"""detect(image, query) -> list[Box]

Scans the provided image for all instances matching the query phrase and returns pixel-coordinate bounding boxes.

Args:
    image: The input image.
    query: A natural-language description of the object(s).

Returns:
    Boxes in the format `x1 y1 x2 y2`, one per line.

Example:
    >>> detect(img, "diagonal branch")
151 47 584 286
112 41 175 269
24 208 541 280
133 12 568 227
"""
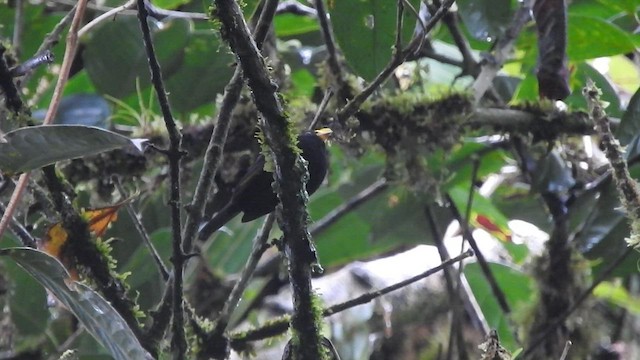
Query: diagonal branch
135 0 185 357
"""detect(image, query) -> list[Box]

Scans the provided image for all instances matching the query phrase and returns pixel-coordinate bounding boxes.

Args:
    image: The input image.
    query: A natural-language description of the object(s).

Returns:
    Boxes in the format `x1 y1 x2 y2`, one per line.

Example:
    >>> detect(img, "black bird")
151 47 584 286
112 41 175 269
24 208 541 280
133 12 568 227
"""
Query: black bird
198 128 331 241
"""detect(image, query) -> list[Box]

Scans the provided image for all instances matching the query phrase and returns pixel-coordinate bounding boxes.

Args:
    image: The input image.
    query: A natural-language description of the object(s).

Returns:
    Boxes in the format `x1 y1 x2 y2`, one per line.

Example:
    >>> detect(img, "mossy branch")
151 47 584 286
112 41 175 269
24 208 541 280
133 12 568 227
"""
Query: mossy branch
583 80 640 247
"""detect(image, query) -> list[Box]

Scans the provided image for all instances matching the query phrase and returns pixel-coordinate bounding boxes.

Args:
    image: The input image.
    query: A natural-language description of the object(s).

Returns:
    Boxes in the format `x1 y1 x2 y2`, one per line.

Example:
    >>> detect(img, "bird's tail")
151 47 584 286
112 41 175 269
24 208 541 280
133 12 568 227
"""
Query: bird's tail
198 203 240 242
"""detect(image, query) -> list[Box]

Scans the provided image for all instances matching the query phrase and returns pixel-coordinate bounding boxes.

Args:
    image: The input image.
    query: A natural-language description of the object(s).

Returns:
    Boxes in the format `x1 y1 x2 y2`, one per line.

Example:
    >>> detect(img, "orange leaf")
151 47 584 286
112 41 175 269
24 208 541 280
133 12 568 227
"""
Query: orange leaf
83 205 121 237
41 223 68 259
40 223 78 280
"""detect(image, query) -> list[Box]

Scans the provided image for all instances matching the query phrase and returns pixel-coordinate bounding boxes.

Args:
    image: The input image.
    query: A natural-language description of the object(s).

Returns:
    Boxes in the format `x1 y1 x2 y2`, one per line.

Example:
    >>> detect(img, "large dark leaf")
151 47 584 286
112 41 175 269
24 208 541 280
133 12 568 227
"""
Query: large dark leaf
329 0 421 80
531 151 576 194
119 228 171 310
572 169 640 277
0 125 145 174
3 258 49 336
0 247 152 360
83 17 189 99
164 32 234 114
617 86 640 147
457 0 513 40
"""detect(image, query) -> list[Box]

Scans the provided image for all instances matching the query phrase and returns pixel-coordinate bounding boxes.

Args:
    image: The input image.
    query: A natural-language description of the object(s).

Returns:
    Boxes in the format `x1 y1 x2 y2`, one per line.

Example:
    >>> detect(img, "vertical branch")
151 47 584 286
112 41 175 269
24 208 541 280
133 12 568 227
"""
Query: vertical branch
135 1 185 358
212 0 326 357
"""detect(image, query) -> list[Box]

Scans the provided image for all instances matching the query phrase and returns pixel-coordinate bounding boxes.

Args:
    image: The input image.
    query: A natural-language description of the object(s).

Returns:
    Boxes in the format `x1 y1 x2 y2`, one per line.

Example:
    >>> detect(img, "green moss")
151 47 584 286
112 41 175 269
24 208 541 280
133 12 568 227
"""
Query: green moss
357 92 473 190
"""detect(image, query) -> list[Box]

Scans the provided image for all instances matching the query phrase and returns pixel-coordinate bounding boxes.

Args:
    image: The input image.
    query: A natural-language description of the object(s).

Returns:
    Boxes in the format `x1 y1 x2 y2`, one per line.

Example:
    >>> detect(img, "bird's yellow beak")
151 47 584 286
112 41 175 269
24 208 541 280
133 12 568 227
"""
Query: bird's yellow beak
315 128 333 142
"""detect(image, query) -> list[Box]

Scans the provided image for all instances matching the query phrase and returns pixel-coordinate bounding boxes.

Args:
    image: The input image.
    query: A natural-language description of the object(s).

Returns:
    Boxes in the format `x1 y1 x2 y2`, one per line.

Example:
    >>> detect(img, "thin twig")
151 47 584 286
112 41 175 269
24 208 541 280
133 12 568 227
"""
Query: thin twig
113 177 170 281
22 5 76 86
309 178 387 236
0 175 28 242
446 194 512 314
212 214 275 335
10 50 54 77
277 0 317 16
230 249 474 346
143 0 208 21
432 0 478 77
325 249 474 315
43 1 88 126
254 178 389 278
78 0 136 38
308 87 334 131
394 0 405 55
12 0 25 57
313 0 350 103
53 0 208 21
559 341 572 360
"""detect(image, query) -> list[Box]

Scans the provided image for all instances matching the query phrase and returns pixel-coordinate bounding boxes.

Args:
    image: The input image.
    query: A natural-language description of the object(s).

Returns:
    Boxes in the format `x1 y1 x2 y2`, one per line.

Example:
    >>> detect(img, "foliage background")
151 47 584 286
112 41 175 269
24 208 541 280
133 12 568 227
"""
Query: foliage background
0 0 640 359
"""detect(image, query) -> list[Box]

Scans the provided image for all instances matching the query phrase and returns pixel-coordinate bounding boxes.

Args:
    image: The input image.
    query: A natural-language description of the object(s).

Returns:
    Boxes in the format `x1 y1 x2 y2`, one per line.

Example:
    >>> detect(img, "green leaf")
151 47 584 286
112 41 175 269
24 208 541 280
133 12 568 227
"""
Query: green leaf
457 0 513 40
330 0 421 80
0 125 145 174
274 13 319 36
569 0 626 18
512 69 539 102
573 178 624 255
617 86 640 146
567 14 636 60
415 41 475 89
289 69 317 98
441 142 508 190
448 185 511 234
152 0 191 8
464 262 534 353
121 229 172 310
164 32 234 114
83 17 190 99
594 0 639 15
572 167 640 277
205 218 263 274
608 55 640 94
0 247 151 360
3 258 49 336
564 62 622 119
594 281 640 314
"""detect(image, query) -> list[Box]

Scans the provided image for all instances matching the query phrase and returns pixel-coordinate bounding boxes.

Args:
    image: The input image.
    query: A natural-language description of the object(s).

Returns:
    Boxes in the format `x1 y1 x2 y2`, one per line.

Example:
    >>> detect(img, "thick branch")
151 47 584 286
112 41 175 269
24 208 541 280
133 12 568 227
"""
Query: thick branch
213 0 325 358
